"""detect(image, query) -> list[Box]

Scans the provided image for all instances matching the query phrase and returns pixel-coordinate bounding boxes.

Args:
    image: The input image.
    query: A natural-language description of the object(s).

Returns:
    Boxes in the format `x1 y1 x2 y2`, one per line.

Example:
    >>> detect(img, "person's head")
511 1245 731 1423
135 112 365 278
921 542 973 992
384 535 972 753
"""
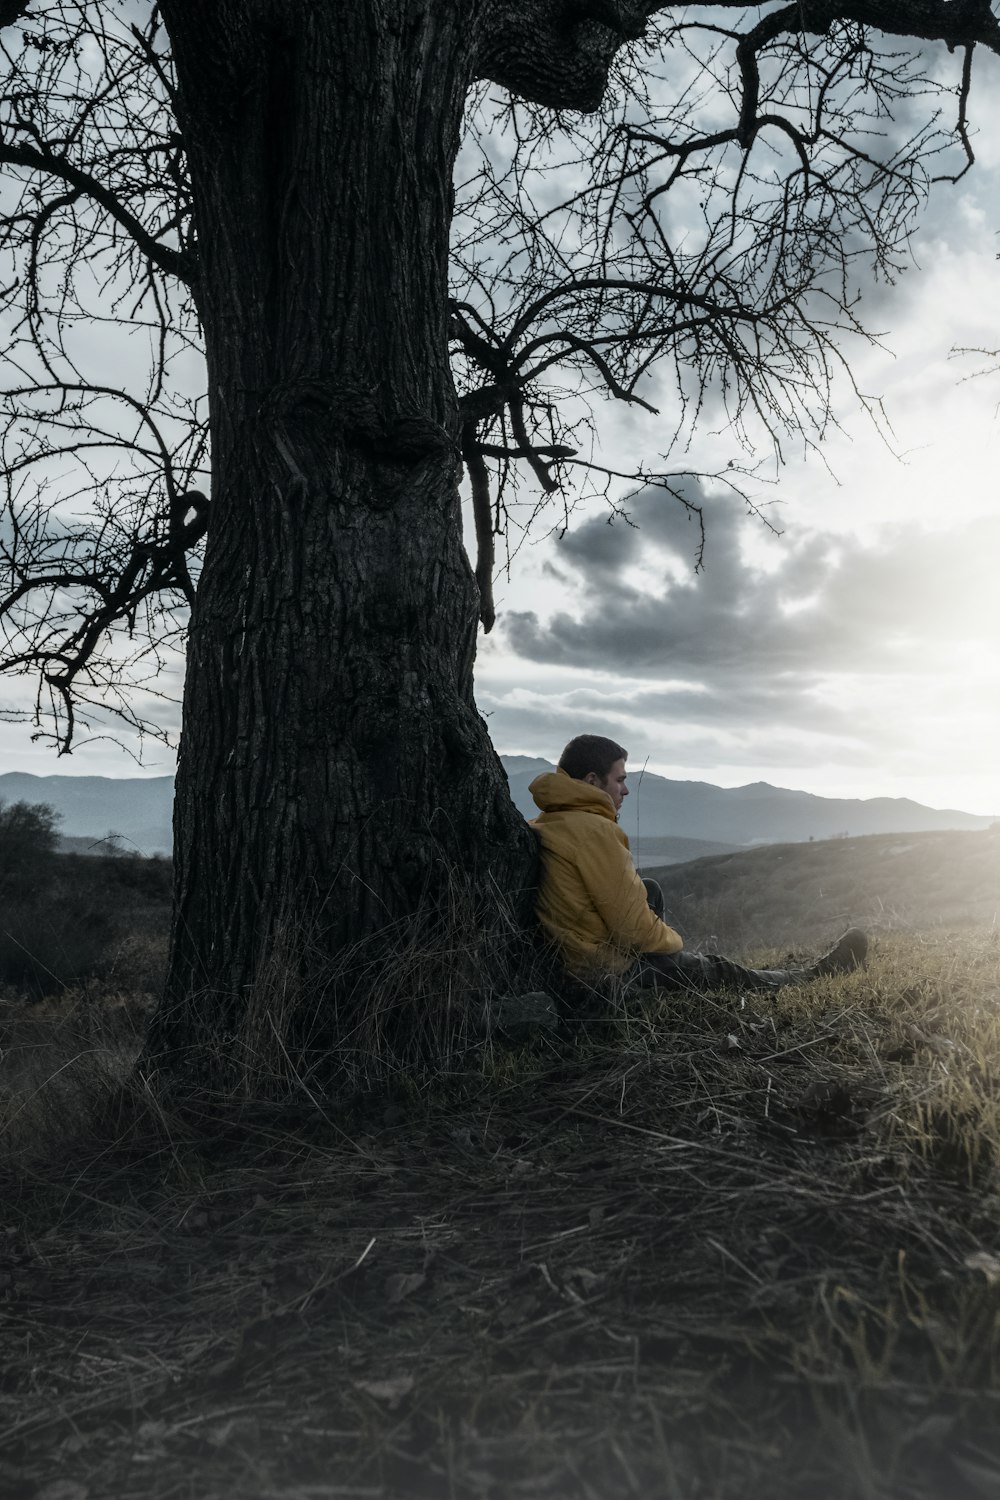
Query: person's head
558 734 629 812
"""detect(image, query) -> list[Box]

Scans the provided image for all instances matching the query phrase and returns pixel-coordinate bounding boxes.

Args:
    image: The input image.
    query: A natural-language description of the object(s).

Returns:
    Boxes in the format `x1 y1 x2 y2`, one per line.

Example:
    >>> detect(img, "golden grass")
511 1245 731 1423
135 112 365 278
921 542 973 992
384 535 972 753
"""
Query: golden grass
2 929 1000 1498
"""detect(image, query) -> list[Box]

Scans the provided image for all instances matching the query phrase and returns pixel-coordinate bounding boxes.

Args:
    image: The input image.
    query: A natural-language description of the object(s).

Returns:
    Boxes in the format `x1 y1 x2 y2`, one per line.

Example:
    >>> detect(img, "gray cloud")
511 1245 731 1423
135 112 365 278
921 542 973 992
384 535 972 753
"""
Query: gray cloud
504 493 999 685
489 492 1000 790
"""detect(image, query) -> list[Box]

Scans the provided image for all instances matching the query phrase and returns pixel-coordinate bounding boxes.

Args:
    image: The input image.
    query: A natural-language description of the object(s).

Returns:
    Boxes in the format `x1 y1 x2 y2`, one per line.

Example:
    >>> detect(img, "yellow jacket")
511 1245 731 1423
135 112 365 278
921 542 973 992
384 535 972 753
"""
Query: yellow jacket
529 769 684 975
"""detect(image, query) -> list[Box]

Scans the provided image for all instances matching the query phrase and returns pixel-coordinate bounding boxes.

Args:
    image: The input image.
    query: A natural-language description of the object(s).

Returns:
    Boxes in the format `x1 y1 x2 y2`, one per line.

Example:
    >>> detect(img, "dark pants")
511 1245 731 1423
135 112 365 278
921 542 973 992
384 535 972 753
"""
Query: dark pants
636 879 795 994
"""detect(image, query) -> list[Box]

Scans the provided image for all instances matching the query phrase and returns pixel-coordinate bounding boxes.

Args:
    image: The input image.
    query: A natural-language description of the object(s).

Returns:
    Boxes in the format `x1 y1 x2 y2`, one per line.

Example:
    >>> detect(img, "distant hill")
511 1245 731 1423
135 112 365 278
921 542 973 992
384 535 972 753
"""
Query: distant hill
504 759 995 848
630 834 749 865
0 760 993 860
642 827 1000 954
0 772 173 855
502 757 746 863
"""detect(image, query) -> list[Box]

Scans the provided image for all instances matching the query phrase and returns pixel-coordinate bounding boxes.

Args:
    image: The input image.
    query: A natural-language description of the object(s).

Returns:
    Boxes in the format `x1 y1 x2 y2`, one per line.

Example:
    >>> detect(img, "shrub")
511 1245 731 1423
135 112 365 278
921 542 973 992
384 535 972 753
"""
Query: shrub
0 895 117 994
0 834 171 998
0 799 60 896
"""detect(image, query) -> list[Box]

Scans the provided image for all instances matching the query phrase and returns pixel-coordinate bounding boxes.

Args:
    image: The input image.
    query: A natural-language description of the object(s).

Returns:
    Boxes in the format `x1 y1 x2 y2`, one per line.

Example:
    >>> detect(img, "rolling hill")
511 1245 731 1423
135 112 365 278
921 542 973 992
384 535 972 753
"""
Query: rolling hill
642 827 1000 954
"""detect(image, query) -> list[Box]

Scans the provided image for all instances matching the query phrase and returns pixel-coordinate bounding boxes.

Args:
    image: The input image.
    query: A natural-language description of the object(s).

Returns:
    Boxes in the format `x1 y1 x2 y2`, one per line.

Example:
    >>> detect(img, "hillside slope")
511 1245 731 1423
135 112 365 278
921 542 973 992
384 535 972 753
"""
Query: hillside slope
644 827 1000 954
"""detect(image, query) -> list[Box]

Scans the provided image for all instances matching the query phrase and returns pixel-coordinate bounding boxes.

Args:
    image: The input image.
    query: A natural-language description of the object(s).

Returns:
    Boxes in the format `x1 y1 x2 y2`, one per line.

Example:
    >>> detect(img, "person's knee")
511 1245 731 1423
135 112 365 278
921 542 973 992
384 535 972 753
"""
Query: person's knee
636 950 694 990
642 878 664 919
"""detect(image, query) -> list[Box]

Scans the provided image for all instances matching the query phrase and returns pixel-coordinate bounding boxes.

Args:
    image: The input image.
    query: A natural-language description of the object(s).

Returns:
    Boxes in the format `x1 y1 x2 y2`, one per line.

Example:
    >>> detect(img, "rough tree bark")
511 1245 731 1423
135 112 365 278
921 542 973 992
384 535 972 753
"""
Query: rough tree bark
151 0 551 1051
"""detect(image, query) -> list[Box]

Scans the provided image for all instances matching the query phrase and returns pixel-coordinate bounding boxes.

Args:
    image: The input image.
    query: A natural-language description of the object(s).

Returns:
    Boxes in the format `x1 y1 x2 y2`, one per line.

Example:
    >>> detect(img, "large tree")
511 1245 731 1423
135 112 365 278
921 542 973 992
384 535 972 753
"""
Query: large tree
1 1 997 1073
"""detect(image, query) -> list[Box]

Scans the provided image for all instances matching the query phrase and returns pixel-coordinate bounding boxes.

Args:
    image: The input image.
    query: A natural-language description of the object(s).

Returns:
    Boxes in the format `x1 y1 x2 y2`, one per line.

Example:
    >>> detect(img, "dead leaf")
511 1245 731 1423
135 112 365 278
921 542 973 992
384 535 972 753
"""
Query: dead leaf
907 1412 955 1445
384 1271 426 1303
356 1374 415 1408
496 1297 538 1327
565 1266 601 1294
136 1419 169 1444
204 1416 259 1448
58 1434 90 1457
723 1034 742 1052
963 1250 1000 1284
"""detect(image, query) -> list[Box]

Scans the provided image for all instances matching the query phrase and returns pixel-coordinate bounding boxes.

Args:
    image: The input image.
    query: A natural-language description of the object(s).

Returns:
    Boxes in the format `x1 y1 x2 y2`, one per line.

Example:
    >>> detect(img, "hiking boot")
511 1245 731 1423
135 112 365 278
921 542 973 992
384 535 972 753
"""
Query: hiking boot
811 928 868 978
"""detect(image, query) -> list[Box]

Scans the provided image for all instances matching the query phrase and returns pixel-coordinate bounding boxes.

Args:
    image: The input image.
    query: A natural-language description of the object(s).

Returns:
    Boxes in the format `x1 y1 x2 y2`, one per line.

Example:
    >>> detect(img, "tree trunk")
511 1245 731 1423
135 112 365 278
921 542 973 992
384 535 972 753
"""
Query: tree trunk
150 0 535 1071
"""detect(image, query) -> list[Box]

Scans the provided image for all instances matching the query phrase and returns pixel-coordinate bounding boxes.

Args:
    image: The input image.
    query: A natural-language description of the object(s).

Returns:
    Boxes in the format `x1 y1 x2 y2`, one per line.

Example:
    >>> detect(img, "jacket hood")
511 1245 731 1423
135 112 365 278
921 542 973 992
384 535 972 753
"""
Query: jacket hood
529 768 617 820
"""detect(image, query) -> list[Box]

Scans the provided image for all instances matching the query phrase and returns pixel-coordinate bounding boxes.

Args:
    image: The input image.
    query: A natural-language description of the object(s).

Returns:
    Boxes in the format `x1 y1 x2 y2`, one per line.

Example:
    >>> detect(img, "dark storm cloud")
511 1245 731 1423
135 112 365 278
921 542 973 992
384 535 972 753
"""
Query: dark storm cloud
482 683 856 759
501 495 1000 697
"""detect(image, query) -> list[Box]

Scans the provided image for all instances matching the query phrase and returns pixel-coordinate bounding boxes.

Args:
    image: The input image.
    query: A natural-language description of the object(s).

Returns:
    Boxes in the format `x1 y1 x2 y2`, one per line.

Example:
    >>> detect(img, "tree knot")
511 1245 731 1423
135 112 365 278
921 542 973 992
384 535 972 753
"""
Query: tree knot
261 381 458 465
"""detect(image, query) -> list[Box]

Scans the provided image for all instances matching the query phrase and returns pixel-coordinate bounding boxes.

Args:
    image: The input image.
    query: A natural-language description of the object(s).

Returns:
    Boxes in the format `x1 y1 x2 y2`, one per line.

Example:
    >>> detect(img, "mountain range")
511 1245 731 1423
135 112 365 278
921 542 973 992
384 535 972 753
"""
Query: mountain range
0 772 175 855
0 761 993 862
503 758 995 864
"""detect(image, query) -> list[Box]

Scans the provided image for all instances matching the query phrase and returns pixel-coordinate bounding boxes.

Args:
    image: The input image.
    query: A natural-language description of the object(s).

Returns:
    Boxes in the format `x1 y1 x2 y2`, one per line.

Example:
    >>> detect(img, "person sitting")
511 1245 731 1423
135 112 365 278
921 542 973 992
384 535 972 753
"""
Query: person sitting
529 734 867 993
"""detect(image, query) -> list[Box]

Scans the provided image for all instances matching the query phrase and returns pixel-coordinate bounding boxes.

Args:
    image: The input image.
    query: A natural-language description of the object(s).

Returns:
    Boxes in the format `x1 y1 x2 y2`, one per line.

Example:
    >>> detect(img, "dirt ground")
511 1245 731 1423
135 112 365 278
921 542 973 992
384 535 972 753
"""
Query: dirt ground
3 931 1000 1500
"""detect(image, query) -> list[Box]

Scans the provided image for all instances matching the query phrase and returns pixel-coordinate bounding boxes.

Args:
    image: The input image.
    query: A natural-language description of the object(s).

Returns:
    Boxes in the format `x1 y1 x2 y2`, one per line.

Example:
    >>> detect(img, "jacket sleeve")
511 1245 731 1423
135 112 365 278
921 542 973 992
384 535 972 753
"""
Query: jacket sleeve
578 827 684 956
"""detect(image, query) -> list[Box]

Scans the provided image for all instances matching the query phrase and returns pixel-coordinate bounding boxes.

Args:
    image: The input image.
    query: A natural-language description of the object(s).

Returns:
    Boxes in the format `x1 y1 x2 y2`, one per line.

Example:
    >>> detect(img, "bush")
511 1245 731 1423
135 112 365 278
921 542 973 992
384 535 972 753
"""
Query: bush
0 831 171 998
0 895 117 994
0 799 60 895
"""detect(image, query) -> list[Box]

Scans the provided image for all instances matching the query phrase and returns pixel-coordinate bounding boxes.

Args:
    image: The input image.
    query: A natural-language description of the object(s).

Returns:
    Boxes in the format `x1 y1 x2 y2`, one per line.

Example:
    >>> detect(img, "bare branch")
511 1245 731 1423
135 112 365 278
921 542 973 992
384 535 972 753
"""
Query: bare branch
934 44 976 183
0 488 208 754
461 427 496 634
0 140 193 282
672 0 1000 54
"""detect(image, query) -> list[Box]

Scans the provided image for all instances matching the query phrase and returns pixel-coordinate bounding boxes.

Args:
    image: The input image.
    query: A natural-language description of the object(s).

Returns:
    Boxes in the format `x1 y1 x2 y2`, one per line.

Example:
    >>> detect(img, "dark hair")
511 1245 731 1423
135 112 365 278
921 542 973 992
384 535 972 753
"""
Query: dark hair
558 735 628 782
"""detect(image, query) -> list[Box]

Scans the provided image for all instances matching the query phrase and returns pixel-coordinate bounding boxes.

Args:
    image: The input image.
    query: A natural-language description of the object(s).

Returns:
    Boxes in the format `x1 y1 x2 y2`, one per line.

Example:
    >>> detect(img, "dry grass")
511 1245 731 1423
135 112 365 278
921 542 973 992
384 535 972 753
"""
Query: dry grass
142 877 544 1103
2 928 1000 1497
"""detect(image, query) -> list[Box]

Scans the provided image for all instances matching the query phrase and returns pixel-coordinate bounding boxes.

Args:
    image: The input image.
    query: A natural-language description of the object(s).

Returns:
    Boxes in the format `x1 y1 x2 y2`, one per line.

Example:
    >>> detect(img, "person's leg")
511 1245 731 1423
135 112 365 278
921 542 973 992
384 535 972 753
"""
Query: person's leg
636 929 868 994
642 878 665 920
636 948 798 994
638 876 799 989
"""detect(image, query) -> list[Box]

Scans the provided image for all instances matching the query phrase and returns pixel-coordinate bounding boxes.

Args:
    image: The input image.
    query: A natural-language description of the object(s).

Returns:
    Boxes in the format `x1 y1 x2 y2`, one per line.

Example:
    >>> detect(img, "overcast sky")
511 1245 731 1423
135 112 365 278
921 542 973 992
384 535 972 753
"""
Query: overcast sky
474 56 1000 817
1 20 999 816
